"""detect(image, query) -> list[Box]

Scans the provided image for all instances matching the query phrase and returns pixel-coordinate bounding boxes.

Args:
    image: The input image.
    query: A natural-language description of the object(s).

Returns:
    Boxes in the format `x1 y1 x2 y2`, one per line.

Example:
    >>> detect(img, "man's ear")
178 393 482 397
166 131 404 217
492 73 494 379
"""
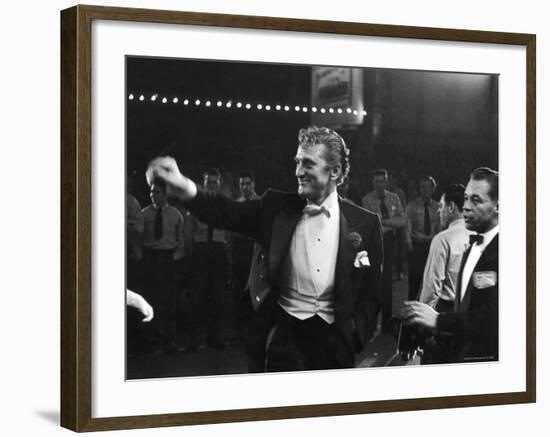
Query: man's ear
330 165 342 182
495 201 499 214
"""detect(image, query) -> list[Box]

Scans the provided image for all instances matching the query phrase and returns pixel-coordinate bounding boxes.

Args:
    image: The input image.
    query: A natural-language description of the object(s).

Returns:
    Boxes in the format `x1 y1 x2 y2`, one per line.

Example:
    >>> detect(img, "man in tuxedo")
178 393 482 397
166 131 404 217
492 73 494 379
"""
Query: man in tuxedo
147 126 383 372
400 167 499 363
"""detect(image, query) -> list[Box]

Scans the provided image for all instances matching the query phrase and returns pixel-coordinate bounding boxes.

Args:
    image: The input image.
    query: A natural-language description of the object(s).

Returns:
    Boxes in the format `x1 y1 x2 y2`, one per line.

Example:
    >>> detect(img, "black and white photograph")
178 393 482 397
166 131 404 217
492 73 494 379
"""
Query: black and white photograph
125 56 499 379
2 0 545 435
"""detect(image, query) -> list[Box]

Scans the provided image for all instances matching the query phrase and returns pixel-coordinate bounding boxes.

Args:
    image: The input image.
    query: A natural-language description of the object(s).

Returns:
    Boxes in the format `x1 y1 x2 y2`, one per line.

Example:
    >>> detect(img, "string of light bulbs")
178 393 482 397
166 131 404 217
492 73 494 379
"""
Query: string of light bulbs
127 93 367 116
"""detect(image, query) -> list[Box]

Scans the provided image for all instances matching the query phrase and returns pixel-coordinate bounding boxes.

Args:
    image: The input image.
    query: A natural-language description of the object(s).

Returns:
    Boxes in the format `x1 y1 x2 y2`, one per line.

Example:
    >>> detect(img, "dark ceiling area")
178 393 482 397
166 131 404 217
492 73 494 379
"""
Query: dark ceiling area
126 56 498 206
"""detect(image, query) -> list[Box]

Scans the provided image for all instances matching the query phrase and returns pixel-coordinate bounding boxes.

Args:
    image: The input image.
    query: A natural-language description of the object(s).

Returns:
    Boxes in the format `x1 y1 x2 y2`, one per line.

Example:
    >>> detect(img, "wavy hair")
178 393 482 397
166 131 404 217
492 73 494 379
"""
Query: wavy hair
298 125 350 185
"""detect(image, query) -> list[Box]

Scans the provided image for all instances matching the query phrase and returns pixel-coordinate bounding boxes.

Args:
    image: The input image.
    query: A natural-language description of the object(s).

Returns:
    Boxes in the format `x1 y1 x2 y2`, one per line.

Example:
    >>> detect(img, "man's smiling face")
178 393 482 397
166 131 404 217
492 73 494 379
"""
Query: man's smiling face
295 142 337 205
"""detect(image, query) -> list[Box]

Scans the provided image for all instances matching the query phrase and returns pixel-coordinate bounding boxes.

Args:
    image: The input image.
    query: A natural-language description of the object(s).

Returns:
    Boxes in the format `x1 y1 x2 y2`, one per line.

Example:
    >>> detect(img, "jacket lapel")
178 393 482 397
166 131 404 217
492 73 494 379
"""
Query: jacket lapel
459 235 499 311
455 243 473 311
335 202 354 300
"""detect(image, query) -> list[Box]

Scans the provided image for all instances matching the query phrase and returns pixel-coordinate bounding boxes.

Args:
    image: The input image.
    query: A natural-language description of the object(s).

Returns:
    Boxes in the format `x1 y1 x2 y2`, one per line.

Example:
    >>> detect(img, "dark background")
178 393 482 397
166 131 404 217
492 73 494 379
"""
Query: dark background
126 56 498 204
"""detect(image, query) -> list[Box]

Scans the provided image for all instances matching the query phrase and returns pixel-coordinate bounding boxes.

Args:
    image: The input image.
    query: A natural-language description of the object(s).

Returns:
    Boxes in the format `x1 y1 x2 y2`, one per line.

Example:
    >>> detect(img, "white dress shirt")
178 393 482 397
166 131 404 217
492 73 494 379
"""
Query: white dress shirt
278 190 340 323
459 224 499 302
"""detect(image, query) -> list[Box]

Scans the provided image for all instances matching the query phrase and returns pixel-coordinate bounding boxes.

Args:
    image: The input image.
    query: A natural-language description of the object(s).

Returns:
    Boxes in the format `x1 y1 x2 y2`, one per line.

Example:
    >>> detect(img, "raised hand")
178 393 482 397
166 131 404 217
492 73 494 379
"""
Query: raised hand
146 156 197 201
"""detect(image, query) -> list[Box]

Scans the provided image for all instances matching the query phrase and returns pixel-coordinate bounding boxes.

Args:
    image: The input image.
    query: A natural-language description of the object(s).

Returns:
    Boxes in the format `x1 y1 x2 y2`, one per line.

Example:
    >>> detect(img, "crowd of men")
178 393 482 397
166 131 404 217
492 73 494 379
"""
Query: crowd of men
127 125 499 372
126 170 260 355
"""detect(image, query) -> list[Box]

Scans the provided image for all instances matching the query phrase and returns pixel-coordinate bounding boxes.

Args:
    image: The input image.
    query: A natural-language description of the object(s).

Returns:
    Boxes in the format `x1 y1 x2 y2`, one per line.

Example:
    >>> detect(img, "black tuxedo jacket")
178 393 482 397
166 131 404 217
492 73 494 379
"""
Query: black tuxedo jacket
186 189 383 355
437 235 499 362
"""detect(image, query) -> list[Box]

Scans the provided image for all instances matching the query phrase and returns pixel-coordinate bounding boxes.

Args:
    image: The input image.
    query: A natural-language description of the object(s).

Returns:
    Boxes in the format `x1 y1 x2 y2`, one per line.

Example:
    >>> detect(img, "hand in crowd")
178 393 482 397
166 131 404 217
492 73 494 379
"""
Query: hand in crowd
126 289 154 322
398 301 438 329
146 156 196 200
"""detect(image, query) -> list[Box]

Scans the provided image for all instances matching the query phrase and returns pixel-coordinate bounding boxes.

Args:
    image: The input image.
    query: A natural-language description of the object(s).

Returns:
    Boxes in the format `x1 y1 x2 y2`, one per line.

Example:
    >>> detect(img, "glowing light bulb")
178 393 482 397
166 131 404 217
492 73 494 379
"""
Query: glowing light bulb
183 99 189 105
245 103 251 109
276 105 281 111
226 102 232 108
353 110 358 115
172 97 179 104
151 94 158 102
294 106 300 112
162 97 168 104
284 106 290 111
362 110 367 116
257 104 263 110
128 94 134 100
217 101 223 107
320 108 326 114
205 101 211 107
346 108 352 114
302 107 308 112
237 102 242 108
265 105 271 111
195 99 201 106
139 95 144 101
337 108 343 114
329 108 334 113
311 107 317 112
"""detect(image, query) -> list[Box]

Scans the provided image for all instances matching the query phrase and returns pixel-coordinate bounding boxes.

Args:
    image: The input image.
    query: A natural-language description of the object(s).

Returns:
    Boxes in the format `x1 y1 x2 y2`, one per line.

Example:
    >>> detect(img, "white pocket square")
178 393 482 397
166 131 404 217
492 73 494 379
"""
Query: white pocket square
472 271 497 289
354 250 370 268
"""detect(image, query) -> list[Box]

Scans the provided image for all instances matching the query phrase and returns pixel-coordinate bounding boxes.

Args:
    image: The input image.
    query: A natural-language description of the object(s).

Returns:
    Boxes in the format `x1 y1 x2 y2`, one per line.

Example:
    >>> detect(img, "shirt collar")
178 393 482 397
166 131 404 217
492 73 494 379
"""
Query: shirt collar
479 223 499 247
305 189 339 214
470 223 498 250
448 217 466 229
320 189 339 211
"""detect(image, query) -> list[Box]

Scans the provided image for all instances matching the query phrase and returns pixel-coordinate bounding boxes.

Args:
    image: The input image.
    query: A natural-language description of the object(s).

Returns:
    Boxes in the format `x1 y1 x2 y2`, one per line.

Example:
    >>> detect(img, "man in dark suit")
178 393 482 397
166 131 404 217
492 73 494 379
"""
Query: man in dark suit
147 126 383 372
399 167 499 363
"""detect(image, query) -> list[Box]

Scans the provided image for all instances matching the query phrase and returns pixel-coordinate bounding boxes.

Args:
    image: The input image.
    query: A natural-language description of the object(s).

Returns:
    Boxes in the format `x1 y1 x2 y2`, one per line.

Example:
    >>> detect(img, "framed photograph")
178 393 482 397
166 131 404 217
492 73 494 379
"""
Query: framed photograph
60 4 536 432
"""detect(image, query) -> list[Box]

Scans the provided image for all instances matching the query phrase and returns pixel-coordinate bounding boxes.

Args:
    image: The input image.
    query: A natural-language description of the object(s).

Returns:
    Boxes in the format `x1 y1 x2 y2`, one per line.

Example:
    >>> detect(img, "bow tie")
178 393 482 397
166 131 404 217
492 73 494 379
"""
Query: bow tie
469 234 484 246
303 204 330 218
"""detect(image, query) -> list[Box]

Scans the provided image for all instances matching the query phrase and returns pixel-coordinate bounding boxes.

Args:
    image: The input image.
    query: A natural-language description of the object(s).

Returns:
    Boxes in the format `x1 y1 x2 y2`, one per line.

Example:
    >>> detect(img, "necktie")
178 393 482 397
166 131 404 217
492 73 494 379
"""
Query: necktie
423 202 431 236
303 204 330 218
379 196 389 219
469 234 484 245
207 224 213 242
154 207 163 240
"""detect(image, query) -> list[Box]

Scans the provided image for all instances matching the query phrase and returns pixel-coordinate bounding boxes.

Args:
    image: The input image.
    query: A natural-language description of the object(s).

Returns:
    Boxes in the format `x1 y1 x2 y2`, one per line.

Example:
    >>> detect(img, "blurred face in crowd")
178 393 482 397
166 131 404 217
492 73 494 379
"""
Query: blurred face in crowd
463 178 499 233
373 174 388 197
239 177 255 199
150 184 167 208
295 143 339 205
203 174 221 193
438 194 453 229
419 179 435 202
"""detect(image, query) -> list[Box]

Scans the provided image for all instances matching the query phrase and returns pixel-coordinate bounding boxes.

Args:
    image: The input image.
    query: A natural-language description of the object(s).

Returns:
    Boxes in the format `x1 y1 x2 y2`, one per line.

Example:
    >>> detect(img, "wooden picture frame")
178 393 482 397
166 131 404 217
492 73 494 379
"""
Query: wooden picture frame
60 4 536 432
